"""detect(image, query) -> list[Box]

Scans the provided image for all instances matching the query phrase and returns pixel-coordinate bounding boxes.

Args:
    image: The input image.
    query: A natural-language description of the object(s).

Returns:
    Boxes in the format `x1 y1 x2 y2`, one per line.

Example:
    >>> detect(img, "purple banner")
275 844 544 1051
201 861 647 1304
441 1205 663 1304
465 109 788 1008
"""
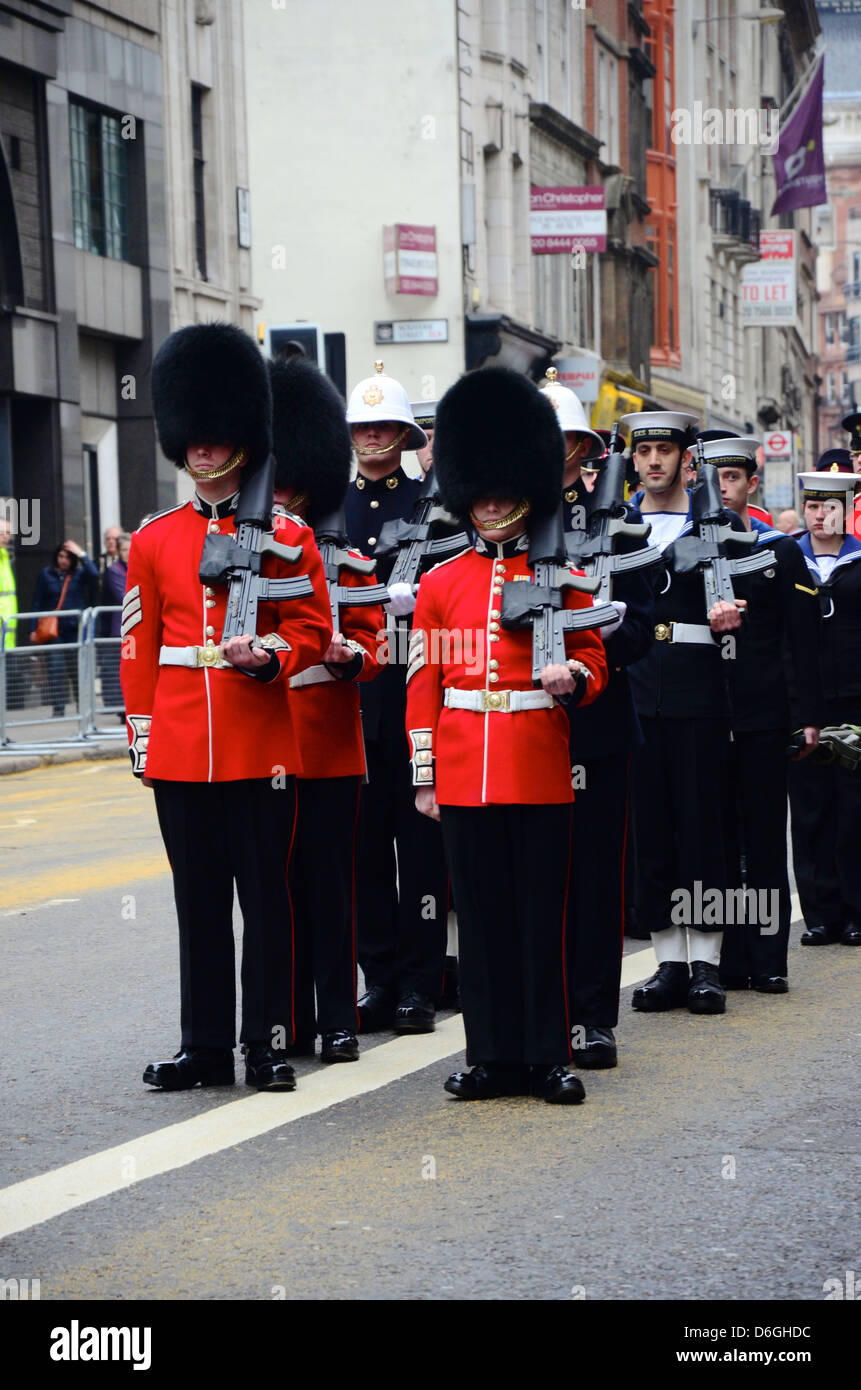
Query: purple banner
771 58 827 216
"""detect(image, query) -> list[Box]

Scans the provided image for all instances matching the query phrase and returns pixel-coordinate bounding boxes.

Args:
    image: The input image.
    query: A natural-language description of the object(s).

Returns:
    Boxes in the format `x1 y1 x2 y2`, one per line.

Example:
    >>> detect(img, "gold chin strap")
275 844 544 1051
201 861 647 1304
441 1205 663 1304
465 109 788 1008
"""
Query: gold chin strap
285 491 309 511
470 498 532 531
185 445 247 482
354 425 409 457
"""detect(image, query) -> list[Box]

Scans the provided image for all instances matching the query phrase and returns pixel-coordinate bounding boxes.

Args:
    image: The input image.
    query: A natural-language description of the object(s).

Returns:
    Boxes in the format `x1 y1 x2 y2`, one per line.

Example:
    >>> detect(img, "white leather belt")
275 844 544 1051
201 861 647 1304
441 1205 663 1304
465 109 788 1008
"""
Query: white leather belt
655 622 715 646
159 644 232 669
290 664 335 689
444 688 554 713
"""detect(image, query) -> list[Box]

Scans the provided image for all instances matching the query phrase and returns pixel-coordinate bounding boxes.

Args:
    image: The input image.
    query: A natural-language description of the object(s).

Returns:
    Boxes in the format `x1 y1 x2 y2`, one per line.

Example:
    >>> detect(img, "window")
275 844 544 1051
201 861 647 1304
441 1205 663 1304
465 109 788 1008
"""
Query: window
191 84 207 281
842 370 851 404
826 373 835 404
595 46 619 167
825 312 835 346
645 1 679 364
69 101 129 261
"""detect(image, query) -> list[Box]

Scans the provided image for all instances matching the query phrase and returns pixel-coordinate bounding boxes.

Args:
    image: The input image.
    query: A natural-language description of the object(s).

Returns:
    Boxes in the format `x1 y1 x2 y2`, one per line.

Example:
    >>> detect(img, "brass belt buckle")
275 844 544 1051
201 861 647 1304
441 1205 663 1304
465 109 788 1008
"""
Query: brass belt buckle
655 623 671 642
482 689 510 712
198 640 221 667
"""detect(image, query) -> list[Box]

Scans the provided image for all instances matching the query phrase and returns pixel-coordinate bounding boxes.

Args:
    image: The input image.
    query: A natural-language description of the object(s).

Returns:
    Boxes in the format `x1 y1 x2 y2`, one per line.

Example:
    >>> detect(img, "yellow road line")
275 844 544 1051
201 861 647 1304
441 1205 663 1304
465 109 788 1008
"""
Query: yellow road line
2 854 168 911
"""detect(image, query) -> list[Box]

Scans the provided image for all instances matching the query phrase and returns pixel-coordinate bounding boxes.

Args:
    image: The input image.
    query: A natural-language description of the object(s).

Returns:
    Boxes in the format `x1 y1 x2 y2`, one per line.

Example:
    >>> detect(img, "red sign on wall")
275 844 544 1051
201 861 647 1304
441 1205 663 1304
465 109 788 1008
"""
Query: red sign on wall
384 224 438 296
530 187 607 254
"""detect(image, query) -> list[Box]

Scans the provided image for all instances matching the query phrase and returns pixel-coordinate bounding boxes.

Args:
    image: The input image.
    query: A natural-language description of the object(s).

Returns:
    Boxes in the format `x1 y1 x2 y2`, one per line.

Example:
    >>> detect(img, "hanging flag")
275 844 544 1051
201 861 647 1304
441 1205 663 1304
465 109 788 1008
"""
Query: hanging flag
771 56 827 215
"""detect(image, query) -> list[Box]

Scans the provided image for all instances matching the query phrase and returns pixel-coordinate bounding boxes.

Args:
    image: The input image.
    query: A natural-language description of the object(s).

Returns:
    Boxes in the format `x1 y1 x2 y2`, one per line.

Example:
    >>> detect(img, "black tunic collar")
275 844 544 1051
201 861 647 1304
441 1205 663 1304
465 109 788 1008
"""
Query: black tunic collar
353 466 408 493
192 491 239 520
474 533 529 559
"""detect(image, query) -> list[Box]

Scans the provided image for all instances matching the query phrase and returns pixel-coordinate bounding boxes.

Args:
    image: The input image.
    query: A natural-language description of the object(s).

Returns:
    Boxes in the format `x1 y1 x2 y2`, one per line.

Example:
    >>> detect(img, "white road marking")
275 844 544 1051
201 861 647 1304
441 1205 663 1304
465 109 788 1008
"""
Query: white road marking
2 897 81 918
0 910 810 1242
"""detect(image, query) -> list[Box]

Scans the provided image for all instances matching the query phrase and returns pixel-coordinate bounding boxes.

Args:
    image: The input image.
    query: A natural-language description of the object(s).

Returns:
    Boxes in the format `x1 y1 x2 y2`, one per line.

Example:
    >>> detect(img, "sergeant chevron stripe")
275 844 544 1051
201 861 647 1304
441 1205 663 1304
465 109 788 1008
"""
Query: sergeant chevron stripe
121 585 142 638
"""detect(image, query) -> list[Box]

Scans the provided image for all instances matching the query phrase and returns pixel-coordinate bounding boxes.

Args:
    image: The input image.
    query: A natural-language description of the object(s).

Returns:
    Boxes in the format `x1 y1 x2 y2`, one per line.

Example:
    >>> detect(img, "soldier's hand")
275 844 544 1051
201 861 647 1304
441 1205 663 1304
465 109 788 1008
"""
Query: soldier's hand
222 633 270 668
385 582 417 618
794 726 821 760
415 786 440 821
323 632 354 664
708 598 745 632
540 662 576 696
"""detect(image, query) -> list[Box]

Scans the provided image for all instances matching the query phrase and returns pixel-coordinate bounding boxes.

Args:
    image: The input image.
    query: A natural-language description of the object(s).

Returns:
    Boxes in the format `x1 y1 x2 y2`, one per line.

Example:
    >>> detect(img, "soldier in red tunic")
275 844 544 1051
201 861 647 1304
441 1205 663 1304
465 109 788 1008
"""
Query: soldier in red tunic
122 324 332 1092
268 354 386 1063
406 368 609 1103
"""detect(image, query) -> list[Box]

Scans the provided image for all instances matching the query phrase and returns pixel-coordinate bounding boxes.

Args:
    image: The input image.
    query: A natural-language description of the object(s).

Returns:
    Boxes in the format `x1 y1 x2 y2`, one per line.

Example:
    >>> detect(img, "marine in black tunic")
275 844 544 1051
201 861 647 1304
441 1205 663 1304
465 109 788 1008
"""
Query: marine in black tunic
344 364 451 1032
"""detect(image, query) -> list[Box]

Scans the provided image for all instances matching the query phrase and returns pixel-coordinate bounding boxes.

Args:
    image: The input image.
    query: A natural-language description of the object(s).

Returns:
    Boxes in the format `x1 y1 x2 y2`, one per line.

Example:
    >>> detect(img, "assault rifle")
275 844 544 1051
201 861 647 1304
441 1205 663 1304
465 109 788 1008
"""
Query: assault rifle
786 725 861 771
564 423 662 600
500 507 619 688
374 468 469 588
313 506 390 632
198 453 314 645
669 443 776 616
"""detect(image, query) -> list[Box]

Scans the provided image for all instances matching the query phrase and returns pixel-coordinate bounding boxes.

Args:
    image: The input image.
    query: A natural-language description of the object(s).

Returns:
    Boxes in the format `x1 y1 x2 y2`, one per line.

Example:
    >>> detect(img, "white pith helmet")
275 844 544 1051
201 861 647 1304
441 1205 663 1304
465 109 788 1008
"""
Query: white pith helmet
540 368 604 458
346 360 428 452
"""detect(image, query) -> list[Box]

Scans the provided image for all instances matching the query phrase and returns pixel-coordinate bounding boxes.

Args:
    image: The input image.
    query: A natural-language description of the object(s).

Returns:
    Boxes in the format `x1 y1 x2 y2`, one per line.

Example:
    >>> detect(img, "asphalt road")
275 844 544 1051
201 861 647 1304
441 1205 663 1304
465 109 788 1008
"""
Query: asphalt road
1 761 859 1302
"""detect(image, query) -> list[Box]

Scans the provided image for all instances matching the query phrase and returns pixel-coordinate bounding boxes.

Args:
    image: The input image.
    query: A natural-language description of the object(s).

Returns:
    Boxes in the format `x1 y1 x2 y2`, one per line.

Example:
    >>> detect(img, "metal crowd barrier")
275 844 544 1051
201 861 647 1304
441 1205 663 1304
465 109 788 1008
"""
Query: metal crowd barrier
0 607 125 751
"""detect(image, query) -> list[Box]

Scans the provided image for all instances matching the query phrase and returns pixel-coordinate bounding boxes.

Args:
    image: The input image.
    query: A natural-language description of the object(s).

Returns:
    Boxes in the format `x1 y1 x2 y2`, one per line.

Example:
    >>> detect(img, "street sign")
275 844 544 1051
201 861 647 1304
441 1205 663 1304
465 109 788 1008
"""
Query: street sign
374 319 449 345
763 430 794 462
763 460 795 512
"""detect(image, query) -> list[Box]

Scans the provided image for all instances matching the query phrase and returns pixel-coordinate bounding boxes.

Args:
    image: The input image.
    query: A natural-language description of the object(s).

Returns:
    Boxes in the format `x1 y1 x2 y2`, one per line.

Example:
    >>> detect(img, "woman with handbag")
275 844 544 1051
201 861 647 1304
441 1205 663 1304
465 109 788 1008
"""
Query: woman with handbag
30 540 98 716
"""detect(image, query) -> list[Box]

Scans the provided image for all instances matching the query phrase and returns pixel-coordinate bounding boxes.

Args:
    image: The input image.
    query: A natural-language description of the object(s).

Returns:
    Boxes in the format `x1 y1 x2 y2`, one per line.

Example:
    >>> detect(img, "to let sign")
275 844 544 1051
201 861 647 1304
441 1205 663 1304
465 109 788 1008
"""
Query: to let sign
530 187 607 254
741 231 796 327
384 224 438 296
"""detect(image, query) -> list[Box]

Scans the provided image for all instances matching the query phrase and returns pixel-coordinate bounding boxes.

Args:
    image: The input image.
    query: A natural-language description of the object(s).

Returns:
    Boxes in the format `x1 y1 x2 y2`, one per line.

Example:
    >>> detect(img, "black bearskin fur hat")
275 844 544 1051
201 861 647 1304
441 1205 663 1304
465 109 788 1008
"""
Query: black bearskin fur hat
269 357 352 522
434 367 564 521
151 323 272 471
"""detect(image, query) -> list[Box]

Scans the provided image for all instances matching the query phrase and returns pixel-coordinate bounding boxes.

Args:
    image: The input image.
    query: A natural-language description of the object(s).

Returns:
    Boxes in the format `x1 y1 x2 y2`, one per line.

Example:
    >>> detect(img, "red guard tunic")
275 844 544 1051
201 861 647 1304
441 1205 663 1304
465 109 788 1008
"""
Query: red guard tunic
121 499 331 782
274 515 385 779
405 542 608 805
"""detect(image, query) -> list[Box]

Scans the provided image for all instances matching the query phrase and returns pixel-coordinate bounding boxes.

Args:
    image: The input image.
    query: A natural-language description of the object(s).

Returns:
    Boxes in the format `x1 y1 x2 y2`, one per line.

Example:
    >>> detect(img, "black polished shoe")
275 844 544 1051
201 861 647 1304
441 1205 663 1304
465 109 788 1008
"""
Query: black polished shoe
841 922 861 946
752 974 789 993
444 1063 527 1100
720 974 751 991
243 1044 296 1091
357 985 396 1033
394 992 436 1034
571 1026 617 1070
283 1034 316 1058
801 922 841 946
143 1047 234 1091
632 961 690 1012
688 961 726 1014
531 1065 586 1105
320 1030 359 1063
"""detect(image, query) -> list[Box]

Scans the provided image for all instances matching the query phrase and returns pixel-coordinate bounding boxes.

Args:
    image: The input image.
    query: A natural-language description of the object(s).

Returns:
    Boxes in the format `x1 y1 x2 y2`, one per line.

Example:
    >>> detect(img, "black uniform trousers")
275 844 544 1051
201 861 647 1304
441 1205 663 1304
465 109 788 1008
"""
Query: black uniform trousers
153 778 297 1050
720 729 792 979
357 733 449 999
788 701 861 929
290 775 362 1038
566 752 630 1027
633 716 734 936
440 803 573 1066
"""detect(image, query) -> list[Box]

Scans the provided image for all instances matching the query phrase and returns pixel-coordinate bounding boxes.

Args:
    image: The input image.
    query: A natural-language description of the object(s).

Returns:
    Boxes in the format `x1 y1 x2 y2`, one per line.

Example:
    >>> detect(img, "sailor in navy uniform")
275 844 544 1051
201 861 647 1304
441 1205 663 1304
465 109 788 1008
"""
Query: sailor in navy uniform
700 435 823 992
541 371 654 1069
788 466 861 947
622 412 746 1016
344 362 451 1033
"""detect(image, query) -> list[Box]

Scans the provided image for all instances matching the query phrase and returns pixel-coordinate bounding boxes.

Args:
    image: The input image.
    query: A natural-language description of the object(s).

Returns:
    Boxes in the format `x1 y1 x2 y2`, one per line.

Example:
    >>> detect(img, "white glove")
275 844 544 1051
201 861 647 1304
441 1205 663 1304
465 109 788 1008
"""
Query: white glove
384 581 417 618
599 599 627 642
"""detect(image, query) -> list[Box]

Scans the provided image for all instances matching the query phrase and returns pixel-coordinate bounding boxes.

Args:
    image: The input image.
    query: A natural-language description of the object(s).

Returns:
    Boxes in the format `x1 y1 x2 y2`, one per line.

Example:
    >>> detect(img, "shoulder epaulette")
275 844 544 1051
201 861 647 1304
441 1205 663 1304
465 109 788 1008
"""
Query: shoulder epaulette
135 501 189 532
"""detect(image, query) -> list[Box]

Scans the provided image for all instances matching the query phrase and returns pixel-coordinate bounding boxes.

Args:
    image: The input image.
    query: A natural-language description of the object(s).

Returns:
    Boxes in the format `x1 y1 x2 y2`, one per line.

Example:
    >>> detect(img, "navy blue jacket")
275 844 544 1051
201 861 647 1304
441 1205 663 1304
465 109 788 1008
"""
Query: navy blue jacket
31 557 99 642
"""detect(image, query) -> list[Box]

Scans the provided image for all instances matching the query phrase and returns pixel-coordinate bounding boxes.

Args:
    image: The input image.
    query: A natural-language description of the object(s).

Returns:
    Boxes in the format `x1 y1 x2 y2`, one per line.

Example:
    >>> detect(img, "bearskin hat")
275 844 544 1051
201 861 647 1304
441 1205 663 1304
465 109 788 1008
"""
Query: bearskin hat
433 367 564 522
269 356 353 522
151 323 272 471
